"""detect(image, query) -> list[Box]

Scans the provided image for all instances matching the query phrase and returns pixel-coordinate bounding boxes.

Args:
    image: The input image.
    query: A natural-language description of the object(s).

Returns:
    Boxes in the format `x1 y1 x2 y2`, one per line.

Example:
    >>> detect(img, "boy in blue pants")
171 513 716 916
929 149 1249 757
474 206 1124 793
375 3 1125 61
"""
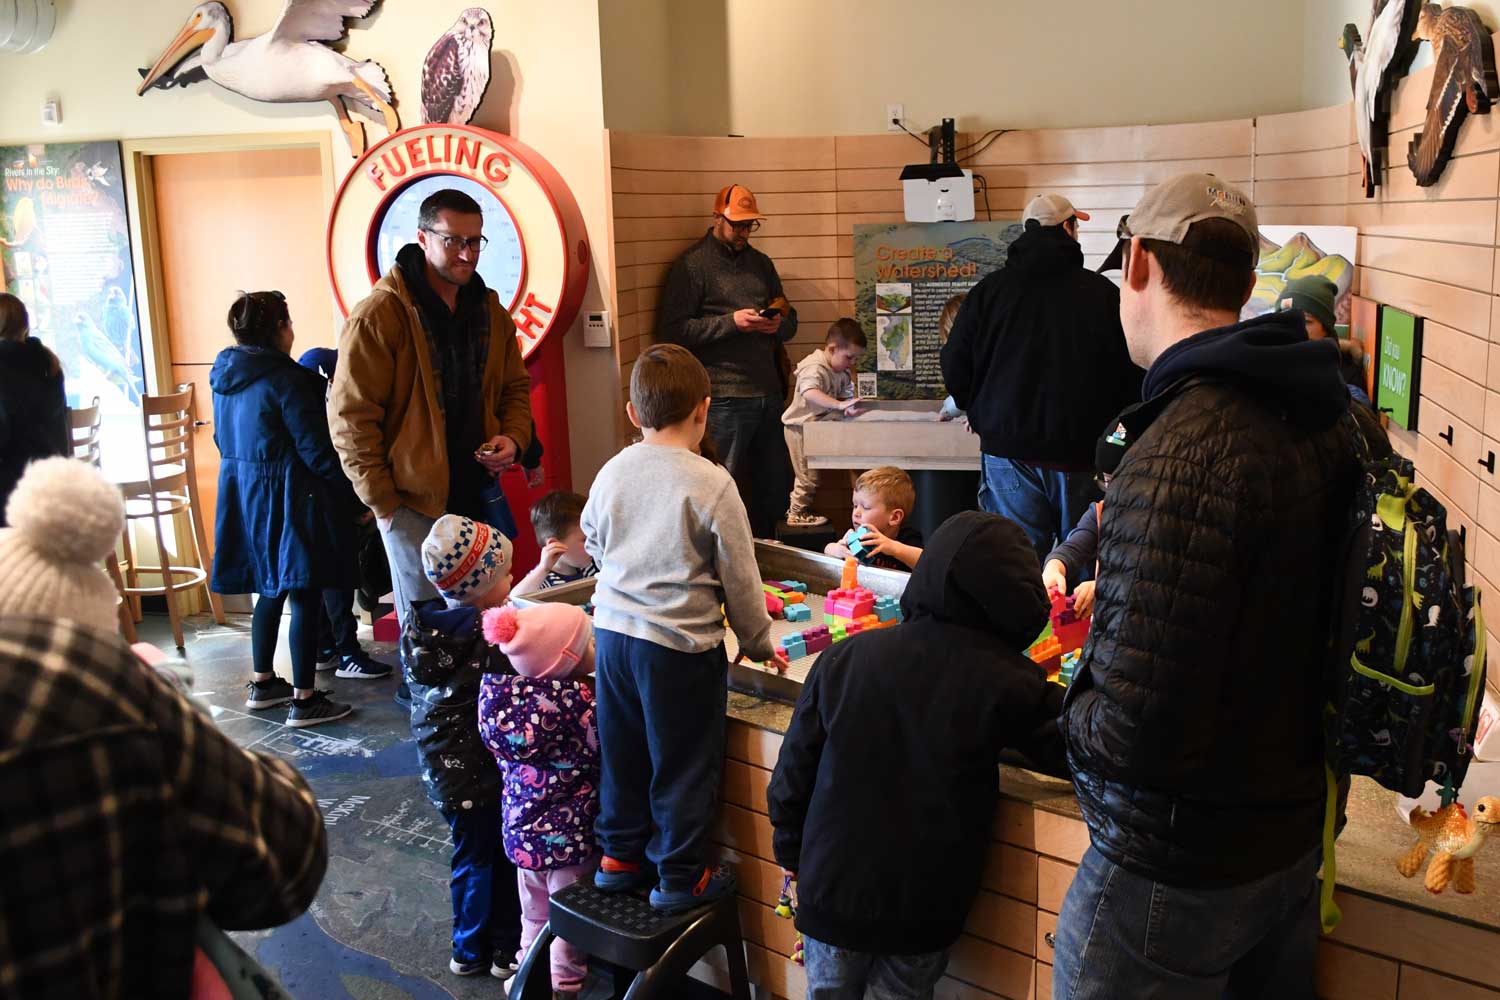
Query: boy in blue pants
582 344 789 912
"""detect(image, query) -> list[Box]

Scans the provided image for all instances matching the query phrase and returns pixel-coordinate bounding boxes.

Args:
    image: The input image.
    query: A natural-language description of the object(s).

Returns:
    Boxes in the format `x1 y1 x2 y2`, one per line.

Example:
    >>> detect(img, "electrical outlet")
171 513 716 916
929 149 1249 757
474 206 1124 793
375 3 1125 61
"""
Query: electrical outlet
886 104 904 132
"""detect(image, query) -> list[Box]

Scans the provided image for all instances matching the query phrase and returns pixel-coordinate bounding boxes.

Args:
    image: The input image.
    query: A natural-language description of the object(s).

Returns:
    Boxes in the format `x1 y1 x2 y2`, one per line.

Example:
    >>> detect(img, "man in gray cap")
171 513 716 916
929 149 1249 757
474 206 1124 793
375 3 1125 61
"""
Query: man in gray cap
940 193 1141 563
1056 174 1353 998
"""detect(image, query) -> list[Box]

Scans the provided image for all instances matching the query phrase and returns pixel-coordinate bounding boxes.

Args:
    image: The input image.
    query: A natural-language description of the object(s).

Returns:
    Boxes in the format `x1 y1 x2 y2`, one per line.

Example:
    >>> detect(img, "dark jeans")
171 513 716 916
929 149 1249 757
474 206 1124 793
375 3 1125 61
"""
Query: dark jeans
593 628 728 891
317 590 361 658
708 394 789 538
441 800 522 965
1052 846 1320 1000
251 589 318 689
801 936 949 1000
977 454 1096 565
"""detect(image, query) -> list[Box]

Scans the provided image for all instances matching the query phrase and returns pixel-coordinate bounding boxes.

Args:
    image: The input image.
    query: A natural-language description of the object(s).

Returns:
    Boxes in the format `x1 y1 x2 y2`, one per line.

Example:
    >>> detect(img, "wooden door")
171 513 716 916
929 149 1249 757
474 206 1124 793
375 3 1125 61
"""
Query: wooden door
149 146 333 555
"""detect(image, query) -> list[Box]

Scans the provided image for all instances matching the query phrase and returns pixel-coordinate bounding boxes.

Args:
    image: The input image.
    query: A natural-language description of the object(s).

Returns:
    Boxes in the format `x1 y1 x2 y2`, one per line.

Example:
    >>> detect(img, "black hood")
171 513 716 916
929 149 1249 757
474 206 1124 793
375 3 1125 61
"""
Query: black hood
1141 310 1349 429
0 337 61 378
900 511 1049 649
396 243 489 317
209 345 294 395
1005 224 1085 278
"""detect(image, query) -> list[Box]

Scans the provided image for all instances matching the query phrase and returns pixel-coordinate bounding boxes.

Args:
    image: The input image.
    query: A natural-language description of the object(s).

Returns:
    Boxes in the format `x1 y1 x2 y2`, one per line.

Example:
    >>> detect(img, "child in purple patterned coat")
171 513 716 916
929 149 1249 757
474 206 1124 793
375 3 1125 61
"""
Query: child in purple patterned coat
479 602 599 997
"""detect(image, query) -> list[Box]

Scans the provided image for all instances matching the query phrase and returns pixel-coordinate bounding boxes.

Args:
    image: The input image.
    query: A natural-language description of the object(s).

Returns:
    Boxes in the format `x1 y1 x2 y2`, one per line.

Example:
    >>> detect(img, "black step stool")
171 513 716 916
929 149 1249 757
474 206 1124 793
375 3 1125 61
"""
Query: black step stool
508 881 751 1000
775 517 839 554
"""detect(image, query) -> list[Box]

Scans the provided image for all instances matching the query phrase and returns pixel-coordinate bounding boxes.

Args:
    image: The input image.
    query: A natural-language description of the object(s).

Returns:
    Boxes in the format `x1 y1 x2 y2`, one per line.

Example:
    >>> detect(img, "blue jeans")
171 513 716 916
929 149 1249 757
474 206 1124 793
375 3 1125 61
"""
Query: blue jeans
1052 846 1320 1000
593 628 728 891
801 936 949 1000
707 394 789 538
441 801 522 965
977 454 1095 564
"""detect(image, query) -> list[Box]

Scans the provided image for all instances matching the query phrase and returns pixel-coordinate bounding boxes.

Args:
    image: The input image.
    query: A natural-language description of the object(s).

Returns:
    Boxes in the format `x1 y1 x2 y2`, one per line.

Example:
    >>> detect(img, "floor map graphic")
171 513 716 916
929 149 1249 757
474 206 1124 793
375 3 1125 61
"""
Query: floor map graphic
853 221 1023 399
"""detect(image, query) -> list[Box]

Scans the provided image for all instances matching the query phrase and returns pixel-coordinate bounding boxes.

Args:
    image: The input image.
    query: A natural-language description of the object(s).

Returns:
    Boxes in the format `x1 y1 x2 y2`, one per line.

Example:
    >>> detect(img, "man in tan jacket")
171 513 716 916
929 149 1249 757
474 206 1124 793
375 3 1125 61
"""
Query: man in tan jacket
330 189 532 704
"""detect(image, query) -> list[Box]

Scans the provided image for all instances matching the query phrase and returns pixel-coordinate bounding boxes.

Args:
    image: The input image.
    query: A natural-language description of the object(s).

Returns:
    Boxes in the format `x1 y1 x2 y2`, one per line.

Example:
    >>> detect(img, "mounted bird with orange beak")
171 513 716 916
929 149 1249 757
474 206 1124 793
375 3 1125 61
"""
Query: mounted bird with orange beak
136 0 400 155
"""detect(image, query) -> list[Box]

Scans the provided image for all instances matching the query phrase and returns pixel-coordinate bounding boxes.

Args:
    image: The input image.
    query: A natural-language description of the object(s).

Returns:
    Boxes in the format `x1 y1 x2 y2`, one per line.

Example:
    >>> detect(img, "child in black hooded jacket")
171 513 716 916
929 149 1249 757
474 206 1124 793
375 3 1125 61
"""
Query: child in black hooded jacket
767 511 1066 997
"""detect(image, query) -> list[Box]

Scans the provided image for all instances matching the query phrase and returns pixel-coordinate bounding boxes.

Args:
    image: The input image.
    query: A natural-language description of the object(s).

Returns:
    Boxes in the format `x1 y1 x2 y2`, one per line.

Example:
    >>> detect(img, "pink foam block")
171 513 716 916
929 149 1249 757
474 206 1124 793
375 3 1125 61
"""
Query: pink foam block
765 591 785 616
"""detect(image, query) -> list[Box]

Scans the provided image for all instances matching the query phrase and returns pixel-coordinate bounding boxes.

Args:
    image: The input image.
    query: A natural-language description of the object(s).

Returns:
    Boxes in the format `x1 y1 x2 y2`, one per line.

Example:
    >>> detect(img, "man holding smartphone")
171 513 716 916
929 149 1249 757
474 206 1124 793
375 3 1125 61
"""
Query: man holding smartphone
657 184 799 537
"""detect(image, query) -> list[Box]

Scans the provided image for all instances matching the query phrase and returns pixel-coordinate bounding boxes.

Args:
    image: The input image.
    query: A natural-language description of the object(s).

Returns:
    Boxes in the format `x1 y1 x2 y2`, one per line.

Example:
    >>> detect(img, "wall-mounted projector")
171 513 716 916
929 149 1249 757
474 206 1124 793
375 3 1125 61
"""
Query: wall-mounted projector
899 117 975 222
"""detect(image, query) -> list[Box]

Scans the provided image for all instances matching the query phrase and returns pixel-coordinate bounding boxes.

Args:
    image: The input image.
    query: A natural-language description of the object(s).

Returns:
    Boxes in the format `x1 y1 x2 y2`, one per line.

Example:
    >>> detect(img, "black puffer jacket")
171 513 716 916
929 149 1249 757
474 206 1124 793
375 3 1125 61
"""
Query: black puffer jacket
1062 311 1355 888
939 225 1142 466
402 599 513 811
767 512 1065 953
0 338 68 526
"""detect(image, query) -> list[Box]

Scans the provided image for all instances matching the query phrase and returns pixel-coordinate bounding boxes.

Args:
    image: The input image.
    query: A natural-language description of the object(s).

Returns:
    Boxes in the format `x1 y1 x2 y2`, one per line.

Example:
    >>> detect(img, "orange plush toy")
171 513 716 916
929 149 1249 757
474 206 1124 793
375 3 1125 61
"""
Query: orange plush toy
1397 796 1500 894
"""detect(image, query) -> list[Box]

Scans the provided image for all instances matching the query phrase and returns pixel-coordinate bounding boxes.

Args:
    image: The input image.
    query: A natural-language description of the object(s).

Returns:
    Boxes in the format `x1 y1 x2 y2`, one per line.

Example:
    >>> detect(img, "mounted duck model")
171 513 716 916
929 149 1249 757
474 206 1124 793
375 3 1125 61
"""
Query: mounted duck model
1407 3 1499 187
136 0 400 155
1340 0 1423 197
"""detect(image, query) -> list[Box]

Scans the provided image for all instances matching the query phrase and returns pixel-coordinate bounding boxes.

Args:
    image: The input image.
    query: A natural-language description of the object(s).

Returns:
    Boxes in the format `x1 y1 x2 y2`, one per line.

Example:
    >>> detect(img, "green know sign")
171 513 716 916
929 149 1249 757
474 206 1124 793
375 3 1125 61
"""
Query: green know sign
1376 306 1423 431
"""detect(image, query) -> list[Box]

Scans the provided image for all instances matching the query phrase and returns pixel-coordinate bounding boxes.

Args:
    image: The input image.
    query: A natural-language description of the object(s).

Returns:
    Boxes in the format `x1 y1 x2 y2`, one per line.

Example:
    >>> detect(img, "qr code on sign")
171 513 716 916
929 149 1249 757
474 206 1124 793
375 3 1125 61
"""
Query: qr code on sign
857 374 877 398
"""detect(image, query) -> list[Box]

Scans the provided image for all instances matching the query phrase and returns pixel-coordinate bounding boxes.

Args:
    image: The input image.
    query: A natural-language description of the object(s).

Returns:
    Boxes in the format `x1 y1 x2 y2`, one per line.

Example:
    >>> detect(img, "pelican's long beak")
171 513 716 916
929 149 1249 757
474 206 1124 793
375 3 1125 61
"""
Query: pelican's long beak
137 20 215 95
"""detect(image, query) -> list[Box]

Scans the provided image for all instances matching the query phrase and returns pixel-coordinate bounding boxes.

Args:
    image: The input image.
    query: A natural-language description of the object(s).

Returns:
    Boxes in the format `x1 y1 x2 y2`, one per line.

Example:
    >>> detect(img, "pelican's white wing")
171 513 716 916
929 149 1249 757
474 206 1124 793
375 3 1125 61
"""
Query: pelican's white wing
1362 0 1407 121
269 0 376 45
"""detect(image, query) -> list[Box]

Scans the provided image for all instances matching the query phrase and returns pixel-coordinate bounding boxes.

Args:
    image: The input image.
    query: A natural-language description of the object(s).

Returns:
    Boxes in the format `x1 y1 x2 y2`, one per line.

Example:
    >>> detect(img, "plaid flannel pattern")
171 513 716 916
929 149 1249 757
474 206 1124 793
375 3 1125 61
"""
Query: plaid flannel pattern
0 617 327 1000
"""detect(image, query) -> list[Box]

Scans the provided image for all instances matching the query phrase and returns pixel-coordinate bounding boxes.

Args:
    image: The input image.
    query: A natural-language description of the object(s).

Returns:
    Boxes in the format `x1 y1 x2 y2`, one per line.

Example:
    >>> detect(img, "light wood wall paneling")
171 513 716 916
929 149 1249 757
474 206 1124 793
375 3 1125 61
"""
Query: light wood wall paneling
1255 104 1353 154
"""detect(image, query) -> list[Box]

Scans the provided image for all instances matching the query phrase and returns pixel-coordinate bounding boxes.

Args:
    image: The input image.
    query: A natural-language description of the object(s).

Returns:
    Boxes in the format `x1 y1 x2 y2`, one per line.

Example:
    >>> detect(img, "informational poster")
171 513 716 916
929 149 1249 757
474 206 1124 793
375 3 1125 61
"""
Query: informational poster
1348 294 1381 404
1 142 144 414
1245 225 1358 334
1377 306 1423 432
852 220 1024 400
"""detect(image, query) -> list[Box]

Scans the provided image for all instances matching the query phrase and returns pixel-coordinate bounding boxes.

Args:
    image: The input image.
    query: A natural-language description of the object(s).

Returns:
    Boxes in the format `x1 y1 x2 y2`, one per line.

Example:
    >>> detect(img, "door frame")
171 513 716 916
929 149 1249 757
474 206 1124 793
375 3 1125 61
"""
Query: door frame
121 131 338 395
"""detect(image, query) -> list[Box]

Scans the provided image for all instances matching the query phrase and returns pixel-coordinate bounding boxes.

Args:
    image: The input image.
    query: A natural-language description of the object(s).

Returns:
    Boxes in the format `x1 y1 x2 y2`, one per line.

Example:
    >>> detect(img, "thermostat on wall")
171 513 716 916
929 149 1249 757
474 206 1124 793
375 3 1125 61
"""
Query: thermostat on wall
584 310 611 348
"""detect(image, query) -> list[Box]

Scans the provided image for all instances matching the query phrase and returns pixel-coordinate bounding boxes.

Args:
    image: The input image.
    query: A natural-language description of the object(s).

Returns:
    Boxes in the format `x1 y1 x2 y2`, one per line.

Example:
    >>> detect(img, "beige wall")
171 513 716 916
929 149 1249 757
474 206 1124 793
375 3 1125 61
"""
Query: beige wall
0 0 620 488
601 0 1308 136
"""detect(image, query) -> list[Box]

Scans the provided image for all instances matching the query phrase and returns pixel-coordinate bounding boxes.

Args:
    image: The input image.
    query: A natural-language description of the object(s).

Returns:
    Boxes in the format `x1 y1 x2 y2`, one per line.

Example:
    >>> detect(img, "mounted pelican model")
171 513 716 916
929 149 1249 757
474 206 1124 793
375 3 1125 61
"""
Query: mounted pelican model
1340 0 1421 197
137 0 399 155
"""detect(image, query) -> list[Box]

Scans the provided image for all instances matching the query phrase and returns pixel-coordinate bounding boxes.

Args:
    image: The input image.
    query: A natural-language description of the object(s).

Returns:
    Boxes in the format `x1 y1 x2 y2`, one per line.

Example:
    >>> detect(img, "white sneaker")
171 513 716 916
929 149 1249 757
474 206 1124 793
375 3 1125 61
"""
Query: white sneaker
785 510 829 527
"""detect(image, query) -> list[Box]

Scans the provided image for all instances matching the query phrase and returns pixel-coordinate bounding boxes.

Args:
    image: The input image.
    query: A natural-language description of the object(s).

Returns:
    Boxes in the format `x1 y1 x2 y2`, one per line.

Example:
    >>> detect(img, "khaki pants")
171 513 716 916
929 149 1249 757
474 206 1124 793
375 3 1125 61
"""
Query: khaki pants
785 424 818 513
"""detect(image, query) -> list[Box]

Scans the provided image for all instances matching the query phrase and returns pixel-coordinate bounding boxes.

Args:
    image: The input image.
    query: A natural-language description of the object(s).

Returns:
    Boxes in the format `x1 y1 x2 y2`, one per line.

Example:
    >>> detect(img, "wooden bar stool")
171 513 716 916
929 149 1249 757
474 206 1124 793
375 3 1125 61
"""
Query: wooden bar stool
118 383 225 649
67 397 137 643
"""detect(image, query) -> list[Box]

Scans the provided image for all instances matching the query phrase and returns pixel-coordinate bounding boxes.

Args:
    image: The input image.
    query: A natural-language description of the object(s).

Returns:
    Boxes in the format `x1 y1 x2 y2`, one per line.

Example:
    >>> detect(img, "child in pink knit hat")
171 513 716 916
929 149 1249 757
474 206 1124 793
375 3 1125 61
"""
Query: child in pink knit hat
478 602 598 997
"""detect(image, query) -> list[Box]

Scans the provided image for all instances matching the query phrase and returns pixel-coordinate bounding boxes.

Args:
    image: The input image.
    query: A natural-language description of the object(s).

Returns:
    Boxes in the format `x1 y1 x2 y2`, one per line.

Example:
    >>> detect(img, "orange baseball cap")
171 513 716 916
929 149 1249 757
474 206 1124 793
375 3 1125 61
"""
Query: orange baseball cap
713 183 766 222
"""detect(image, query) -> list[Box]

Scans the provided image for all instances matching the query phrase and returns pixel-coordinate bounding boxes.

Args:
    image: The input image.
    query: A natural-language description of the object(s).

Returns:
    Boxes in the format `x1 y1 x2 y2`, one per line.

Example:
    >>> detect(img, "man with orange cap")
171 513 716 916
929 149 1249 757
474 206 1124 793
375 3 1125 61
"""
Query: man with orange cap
657 184 798 537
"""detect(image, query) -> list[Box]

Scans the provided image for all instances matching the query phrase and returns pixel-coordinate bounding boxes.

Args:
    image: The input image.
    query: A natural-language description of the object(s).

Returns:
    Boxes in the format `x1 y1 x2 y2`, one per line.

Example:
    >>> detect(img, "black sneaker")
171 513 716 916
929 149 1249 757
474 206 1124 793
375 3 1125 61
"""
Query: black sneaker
245 677 294 710
335 650 392 680
315 646 339 672
490 954 518 979
286 690 353 728
393 681 412 708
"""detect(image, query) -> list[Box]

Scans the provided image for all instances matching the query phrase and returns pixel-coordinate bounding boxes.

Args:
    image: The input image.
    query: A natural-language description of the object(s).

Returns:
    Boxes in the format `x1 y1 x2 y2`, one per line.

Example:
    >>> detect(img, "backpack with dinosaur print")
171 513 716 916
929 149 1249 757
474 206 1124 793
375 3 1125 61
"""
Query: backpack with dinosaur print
1320 422 1486 931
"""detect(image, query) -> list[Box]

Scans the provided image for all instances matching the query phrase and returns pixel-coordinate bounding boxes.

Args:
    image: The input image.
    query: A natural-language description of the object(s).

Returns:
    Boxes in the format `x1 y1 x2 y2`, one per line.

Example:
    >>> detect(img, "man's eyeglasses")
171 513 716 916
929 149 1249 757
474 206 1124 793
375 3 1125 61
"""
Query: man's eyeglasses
423 228 488 253
718 215 761 233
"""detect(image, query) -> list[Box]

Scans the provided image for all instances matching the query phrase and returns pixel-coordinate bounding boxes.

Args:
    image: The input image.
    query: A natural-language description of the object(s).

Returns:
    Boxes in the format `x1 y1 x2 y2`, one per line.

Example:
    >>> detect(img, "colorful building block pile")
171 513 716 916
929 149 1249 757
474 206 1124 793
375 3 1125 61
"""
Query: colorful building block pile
825 586 876 621
1057 649 1081 687
763 580 809 620
1028 587 1090 679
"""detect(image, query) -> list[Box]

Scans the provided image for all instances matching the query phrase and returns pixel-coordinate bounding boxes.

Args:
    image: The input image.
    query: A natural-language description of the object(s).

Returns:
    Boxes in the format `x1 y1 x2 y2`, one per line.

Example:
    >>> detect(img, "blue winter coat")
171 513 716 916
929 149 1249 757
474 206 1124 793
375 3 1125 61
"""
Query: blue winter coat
209 346 358 595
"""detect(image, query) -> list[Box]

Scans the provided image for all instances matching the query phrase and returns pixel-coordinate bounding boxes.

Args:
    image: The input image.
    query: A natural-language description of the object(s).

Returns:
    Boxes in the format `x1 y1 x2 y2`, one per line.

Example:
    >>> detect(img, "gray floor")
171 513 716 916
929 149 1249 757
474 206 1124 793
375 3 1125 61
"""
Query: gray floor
142 611 672 1000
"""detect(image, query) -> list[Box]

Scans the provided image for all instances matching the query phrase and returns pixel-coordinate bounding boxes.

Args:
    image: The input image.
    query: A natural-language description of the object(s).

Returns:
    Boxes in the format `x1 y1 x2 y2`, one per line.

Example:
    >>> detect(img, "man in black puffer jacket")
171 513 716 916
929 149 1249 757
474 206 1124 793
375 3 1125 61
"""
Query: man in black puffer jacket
0 294 68 526
1055 174 1354 1000
940 194 1142 563
767 512 1065 995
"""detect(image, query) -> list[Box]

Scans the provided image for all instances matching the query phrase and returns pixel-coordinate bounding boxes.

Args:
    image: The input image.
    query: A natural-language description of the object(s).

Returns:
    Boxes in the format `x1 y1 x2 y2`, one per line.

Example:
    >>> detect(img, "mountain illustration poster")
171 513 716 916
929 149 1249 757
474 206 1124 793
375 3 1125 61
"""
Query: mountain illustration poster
1244 225 1358 333
852 220 1025 400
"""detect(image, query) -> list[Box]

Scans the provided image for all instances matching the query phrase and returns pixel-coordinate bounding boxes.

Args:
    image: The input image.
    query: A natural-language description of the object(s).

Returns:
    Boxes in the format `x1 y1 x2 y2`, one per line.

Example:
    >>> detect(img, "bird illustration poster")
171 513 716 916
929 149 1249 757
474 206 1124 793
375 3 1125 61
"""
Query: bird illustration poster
1342 0 1424 197
421 8 494 125
0 141 146 416
852 221 1024 400
1407 4 1499 187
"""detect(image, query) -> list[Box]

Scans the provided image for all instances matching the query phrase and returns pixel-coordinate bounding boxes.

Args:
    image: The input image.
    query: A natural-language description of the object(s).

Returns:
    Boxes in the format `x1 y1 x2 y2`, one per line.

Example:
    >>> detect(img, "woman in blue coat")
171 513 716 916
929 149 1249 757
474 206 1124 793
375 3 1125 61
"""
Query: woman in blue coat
210 290 380 728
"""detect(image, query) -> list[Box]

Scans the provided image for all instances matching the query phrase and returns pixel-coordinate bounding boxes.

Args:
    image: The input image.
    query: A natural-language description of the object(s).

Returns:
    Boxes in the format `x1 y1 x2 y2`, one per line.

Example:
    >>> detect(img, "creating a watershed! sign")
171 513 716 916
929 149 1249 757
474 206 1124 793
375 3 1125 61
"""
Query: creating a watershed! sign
853 220 1024 400
1376 306 1423 432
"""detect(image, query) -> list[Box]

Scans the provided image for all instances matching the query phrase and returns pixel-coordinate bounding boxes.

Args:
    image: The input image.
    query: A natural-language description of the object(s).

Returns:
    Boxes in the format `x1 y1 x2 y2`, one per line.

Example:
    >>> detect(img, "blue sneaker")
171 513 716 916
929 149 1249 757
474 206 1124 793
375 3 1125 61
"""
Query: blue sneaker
649 866 736 913
594 856 655 892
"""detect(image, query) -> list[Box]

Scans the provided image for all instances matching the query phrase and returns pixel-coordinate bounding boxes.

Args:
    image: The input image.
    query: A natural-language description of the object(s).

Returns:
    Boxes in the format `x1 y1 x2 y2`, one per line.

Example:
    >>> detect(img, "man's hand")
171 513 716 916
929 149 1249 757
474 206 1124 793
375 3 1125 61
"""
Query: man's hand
526 464 546 489
475 435 518 473
733 308 780 335
1042 559 1068 597
1074 579 1097 618
537 539 567 575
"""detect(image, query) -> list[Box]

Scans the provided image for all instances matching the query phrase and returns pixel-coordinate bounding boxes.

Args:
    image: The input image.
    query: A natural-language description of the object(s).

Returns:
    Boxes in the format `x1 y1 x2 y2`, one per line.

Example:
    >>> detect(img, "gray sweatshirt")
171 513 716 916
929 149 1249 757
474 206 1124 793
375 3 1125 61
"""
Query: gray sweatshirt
781 348 855 426
580 442 776 660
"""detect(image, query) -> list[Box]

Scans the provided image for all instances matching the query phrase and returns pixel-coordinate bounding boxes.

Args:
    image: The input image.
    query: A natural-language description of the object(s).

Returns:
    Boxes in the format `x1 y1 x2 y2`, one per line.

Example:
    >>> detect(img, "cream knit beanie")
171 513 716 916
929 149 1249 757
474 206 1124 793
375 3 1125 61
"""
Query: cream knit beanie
0 458 125 633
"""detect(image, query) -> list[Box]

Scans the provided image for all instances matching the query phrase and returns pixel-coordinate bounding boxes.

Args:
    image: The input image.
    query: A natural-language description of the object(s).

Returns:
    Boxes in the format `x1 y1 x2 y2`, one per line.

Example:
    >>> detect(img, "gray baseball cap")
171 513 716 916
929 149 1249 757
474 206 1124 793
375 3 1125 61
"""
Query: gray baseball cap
1023 193 1090 227
1121 173 1259 264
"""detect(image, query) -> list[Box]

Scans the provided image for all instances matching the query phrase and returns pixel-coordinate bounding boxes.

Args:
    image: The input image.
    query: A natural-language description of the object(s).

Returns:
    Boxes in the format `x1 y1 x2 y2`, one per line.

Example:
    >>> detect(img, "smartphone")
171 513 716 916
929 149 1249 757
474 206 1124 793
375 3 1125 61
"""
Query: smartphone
759 307 781 319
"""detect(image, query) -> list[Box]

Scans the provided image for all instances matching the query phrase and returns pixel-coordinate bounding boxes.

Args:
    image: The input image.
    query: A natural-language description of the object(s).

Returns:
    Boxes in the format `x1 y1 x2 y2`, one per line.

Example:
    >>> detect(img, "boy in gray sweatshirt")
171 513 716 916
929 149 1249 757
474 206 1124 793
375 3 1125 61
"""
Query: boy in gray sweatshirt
582 344 788 912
